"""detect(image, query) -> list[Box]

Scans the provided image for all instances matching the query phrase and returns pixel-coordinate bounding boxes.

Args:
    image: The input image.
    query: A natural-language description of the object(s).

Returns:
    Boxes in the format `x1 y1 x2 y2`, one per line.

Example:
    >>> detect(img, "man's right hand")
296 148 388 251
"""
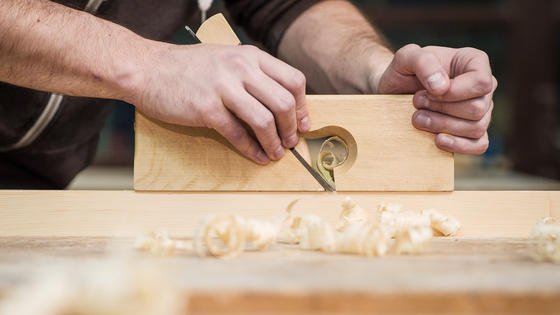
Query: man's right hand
130 43 310 165
1 1 308 165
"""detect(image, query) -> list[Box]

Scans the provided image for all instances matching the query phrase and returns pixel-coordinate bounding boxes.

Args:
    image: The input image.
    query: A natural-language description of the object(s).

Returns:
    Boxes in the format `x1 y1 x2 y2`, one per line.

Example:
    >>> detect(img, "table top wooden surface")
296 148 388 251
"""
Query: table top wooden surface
0 237 559 315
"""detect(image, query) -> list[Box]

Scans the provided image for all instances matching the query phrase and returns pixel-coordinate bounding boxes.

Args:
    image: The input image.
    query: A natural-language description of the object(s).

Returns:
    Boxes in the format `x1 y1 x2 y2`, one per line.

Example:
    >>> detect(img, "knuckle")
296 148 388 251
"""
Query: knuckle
470 120 488 139
472 74 494 95
239 142 257 157
286 70 306 91
253 112 275 131
276 95 296 115
463 47 487 59
198 101 220 120
468 99 487 120
399 43 421 55
229 54 251 74
394 44 416 61
416 51 435 68
492 76 498 90
242 45 260 55
475 48 490 61
225 126 246 143
205 114 226 130
294 70 307 87
215 77 233 93
476 137 490 155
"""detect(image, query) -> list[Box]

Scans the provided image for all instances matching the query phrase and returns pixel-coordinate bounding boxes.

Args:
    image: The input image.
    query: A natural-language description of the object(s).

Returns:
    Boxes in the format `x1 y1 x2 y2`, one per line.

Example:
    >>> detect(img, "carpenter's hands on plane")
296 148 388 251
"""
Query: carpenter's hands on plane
134 44 309 165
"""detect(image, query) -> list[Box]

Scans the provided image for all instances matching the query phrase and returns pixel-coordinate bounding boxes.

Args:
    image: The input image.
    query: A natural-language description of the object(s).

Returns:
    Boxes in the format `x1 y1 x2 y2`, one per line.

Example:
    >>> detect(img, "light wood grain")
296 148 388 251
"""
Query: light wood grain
134 95 453 191
0 237 559 314
0 190 556 237
133 14 453 191
551 191 560 219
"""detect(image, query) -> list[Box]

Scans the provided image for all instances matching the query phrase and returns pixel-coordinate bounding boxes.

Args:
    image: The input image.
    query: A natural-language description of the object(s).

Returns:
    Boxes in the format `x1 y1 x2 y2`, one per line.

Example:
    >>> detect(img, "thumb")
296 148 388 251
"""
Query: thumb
391 44 451 96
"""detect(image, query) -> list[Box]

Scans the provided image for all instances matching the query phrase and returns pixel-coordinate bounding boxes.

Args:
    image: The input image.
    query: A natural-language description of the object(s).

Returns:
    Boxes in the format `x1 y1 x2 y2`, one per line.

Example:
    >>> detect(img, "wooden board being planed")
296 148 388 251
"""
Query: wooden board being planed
0 237 559 315
552 191 560 218
0 190 557 237
133 14 454 192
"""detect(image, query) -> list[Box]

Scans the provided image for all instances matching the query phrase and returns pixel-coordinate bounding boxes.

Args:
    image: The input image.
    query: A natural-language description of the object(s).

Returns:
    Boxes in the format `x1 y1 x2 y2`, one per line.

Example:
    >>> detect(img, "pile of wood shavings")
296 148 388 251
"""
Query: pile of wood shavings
135 197 461 259
278 198 459 256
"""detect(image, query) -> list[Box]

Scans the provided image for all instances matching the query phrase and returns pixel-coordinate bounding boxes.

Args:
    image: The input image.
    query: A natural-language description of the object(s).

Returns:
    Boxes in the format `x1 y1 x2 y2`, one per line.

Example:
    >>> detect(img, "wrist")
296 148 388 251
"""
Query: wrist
106 36 167 106
366 50 393 94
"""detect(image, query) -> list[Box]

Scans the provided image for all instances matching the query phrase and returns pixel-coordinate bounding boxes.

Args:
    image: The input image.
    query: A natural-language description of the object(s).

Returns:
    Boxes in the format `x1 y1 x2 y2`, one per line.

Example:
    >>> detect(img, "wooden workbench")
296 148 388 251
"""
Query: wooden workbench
0 237 559 315
0 190 559 314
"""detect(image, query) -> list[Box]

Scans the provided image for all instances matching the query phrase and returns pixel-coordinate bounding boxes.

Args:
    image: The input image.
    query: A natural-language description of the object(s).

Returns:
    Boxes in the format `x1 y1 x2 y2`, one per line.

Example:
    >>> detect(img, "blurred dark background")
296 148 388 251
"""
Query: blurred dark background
82 0 560 188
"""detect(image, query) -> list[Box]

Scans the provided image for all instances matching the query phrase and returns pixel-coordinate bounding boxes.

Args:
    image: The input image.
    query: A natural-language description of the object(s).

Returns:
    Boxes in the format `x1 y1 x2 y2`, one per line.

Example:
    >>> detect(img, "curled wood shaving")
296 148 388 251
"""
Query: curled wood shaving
194 215 278 258
375 204 433 254
377 203 402 237
337 197 369 232
392 212 431 234
530 217 560 263
315 136 348 188
277 200 303 244
422 209 461 236
194 215 246 259
394 224 433 254
299 215 336 253
336 224 389 256
377 204 430 238
242 218 278 251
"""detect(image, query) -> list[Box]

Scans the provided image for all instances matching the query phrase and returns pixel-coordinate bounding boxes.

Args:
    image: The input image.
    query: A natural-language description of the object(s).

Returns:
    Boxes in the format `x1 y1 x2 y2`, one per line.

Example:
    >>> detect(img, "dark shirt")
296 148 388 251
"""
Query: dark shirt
0 0 319 188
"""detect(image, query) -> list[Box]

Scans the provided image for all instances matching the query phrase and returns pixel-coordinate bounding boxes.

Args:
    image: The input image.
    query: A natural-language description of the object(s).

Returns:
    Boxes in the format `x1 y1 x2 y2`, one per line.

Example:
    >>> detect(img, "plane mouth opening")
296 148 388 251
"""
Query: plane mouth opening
303 126 357 190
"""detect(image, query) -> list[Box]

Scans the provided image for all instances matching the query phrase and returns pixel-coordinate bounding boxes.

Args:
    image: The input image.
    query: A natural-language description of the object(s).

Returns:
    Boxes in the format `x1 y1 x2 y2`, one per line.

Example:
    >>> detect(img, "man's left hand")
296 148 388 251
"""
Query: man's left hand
374 44 497 155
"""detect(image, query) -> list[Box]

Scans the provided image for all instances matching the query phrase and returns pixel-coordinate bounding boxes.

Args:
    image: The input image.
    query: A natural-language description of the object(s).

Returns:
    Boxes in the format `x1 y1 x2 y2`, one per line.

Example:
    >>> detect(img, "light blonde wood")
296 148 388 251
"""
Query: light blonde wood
134 113 323 191
133 14 453 192
1 238 560 314
196 14 241 45
551 191 560 219
134 95 454 191
0 190 556 237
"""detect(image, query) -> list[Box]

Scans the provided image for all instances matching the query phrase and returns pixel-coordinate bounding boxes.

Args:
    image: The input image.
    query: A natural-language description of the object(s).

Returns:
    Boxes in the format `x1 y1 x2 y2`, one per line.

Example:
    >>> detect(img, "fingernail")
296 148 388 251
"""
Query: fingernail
417 94 429 108
273 146 285 160
427 72 446 89
438 134 454 147
415 112 431 128
256 150 270 164
286 134 299 148
299 116 310 132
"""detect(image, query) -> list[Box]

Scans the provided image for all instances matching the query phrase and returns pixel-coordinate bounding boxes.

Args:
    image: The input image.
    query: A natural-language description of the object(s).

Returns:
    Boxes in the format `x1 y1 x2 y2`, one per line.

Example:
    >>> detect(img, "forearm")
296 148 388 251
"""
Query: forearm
0 0 153 102
278 0 393 94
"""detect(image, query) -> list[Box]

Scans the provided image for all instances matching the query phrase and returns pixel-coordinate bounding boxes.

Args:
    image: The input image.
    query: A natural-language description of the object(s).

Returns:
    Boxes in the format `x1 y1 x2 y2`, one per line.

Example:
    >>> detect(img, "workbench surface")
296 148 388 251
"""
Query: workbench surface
0 237 559 314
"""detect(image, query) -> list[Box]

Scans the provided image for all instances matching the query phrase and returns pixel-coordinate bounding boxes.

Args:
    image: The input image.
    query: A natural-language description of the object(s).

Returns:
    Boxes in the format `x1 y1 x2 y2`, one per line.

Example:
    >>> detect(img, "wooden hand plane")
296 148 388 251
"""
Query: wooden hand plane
133 14 454 192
